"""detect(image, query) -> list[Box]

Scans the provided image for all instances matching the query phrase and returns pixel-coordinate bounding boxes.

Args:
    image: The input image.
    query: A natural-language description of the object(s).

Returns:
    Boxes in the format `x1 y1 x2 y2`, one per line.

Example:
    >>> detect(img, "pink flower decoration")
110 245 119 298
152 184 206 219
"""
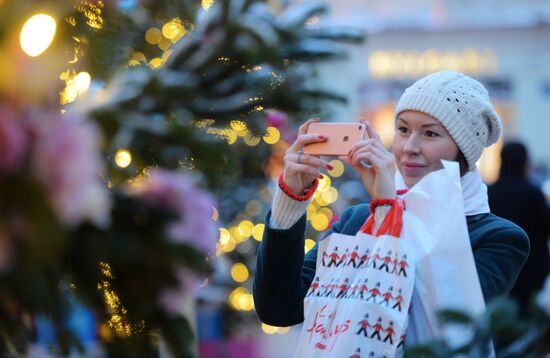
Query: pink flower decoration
132 169 218 255
159 266 203 317
0 105 29 175
31 113 111 228
266 110 288 128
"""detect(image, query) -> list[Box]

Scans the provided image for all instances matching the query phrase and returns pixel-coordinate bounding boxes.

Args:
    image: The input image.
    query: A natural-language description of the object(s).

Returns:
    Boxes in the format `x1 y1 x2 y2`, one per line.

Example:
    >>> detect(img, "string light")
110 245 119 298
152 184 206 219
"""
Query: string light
114 149 132 168
74 72 91 93
20 14 57 57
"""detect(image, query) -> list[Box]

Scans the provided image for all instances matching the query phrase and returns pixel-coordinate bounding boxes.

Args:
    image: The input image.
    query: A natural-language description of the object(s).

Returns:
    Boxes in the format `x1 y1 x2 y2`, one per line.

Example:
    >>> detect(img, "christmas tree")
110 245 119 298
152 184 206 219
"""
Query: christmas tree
0 0 364 356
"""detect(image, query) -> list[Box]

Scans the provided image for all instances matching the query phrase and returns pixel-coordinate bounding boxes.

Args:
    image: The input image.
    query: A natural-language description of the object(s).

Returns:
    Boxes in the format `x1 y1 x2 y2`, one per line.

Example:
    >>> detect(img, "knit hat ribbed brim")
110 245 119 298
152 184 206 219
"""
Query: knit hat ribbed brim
395 71 502 170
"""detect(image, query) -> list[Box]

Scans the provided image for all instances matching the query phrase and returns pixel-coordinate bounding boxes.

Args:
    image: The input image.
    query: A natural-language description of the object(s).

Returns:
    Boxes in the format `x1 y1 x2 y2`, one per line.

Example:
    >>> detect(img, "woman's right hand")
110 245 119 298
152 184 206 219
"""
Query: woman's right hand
283 118 333 195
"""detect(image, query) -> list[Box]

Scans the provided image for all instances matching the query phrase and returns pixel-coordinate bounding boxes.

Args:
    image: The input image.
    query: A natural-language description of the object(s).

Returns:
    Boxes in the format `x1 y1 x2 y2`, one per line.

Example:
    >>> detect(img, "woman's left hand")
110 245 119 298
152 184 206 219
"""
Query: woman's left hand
341 120 396 200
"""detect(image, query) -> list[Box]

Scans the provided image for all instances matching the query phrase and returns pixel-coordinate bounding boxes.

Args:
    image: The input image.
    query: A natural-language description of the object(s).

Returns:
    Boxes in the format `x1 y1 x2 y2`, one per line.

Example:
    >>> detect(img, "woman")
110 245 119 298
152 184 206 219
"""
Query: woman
253 71 529 331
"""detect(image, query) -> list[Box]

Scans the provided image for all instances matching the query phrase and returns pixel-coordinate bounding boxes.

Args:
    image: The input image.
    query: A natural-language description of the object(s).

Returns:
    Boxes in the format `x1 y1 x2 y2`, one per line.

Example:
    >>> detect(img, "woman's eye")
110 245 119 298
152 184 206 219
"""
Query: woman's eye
397 126 408 134
425 131 440 138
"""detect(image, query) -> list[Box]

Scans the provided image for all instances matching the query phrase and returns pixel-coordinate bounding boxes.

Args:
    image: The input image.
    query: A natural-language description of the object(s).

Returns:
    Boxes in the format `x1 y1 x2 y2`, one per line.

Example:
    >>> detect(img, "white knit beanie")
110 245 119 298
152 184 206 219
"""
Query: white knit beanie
395 70 503 170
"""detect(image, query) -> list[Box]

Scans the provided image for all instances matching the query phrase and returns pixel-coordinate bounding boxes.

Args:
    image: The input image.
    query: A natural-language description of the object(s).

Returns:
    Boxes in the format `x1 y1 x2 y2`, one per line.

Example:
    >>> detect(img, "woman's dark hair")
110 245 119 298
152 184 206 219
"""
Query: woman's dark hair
456 151 468 176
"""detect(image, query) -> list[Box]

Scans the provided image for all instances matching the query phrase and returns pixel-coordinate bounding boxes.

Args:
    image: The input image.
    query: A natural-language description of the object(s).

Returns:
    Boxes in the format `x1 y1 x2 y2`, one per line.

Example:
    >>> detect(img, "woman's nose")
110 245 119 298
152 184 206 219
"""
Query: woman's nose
403 134 421 154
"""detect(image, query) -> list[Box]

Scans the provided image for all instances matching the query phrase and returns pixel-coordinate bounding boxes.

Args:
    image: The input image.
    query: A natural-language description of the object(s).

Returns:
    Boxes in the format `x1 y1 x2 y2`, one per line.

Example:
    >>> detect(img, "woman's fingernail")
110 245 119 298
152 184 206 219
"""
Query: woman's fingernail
318 135 326 140
318 174 324 179
327 164 334 170
347 150 352 156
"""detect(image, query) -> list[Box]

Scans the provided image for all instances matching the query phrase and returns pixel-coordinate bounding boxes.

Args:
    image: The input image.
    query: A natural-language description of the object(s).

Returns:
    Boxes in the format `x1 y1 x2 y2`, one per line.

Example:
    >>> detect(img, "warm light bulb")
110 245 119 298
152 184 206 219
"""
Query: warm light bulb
114 149 132 168
20 14 57 57
74 72 91 93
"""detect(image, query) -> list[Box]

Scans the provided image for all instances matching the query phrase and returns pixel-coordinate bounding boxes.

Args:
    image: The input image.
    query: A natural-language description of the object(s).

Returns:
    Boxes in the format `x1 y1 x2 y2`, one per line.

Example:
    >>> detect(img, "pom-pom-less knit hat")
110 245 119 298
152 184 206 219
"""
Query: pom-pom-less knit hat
395 70 503 170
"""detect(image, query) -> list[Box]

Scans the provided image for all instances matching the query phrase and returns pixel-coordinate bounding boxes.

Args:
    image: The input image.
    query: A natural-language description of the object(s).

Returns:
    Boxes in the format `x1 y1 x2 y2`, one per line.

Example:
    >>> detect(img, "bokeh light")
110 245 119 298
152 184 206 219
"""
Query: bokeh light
74 72 91 93
304 238 316 253
311 213 329 231
145 28 162 45
20 14 57 57
243 133 261 146
245 200 262 216
114 149 132 168
237 220 254 238
317 174 331 192
328 159 345 177
252 223 265 241
321 187 338 204
263 127 280 145
230 263 249 283
261 323 278 334
219 228 230 245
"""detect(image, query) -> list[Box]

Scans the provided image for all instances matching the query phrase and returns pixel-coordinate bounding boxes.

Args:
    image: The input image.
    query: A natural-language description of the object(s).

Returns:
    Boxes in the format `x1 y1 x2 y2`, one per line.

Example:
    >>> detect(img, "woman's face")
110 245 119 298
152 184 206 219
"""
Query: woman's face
392 110 460 188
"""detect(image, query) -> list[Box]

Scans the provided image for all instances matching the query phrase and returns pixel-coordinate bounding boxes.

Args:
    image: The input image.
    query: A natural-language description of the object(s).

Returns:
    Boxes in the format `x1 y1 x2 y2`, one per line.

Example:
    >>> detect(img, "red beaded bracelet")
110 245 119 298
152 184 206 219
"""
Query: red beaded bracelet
370 189 408 213
369 198 396 213
278 172 319 201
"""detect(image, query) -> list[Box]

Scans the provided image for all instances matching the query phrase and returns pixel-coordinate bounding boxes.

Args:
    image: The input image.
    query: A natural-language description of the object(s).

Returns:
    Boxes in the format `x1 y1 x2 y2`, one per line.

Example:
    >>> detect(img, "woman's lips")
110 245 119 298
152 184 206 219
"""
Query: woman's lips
402 162 426 176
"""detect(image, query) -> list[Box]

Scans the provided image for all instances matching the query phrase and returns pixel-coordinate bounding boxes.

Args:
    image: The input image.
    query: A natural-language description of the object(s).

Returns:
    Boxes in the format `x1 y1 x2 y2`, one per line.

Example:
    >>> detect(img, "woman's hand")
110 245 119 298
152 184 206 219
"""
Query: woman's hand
283 118 332 195
341 120 396 200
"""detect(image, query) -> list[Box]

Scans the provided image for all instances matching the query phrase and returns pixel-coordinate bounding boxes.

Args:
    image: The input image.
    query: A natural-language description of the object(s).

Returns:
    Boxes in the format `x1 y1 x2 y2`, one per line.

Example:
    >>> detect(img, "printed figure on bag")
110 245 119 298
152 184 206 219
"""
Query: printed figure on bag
359 249 370 268
349 347 362 358
348 245 361 267
327 247 340 267
356 313 371 337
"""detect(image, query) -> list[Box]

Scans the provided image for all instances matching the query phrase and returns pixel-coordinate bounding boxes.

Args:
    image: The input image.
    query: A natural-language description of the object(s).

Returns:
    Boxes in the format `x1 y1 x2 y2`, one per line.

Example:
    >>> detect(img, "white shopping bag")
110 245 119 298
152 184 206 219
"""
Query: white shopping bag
296 198 413 357
400 161 490 353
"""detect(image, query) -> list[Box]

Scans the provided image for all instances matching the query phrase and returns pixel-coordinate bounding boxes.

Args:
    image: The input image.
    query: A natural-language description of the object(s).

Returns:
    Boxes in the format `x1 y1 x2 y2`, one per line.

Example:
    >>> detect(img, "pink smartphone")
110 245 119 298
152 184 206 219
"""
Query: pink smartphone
304 122 367 156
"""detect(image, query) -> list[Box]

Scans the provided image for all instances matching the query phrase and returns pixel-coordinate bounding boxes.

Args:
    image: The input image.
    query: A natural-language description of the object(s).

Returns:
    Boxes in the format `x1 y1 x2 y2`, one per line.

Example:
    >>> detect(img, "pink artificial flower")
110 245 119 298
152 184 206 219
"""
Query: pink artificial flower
265 110 288 128
158 266 203 317
0 105 29 175
31 113 111 228
132 169 218 255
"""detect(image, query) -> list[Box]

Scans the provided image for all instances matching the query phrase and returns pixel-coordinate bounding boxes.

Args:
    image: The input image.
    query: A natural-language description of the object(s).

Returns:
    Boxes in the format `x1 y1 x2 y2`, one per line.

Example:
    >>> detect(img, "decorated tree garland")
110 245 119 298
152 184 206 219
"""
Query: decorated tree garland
0 0 364 355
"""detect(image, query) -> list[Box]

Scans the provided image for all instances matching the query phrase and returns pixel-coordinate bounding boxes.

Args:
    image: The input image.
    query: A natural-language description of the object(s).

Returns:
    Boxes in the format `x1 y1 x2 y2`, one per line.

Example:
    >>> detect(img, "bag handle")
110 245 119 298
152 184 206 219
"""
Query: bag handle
360 198 405 238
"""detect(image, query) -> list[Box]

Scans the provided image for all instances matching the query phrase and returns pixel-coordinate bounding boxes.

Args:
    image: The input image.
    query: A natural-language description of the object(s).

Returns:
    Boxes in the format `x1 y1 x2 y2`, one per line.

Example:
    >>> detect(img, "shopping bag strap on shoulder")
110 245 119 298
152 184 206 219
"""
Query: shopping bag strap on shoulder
359 197 405 238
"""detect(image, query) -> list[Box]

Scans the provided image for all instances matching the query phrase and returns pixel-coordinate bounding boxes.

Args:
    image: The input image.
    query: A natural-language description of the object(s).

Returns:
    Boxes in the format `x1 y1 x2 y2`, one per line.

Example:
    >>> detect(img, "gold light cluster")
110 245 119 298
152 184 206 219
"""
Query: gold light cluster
98 262 144 337
306 161 344 233
135 18 189 69
261 323 290 335
59 70 92 104
229 287 254 311
207 121 280 146
76 0 104 29
216 221 264 256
